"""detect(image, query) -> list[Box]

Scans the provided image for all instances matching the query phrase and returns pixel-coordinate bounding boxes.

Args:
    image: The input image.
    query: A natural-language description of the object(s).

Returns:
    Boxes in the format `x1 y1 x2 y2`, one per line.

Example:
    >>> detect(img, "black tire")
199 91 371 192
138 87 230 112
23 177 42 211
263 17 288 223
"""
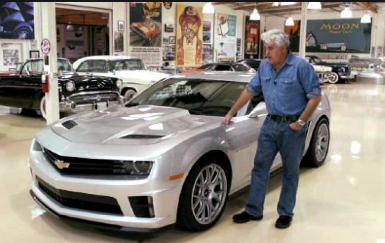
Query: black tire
303 118 330 167
176 158 230 232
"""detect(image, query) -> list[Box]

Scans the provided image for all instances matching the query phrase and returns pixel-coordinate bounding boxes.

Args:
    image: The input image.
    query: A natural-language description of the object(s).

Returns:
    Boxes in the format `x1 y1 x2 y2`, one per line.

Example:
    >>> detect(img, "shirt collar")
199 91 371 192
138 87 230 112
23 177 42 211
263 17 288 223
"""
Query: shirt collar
285 51 295 65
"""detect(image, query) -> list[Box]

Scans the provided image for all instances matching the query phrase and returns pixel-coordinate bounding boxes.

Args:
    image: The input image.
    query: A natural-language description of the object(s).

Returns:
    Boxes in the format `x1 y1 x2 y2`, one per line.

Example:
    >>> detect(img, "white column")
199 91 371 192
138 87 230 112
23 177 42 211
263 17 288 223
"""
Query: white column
41 2 59 124
298 2 308 58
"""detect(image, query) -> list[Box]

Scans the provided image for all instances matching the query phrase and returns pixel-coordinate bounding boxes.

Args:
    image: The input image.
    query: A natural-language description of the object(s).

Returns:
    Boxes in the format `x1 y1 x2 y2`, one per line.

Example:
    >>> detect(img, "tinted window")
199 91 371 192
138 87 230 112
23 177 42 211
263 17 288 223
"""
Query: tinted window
127 78 246 117
214 65 232 71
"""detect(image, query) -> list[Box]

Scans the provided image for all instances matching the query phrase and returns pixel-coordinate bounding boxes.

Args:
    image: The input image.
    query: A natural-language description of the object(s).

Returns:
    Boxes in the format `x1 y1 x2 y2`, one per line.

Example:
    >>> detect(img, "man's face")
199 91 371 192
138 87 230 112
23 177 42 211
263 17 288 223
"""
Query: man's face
264 42 287 67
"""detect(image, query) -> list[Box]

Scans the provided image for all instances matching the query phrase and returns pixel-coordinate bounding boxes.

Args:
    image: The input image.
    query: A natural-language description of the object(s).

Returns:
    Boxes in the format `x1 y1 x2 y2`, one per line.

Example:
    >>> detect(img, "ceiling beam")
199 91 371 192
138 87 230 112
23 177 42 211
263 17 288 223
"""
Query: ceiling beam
234 2 276 10
212 2 237 5
354 2 377 13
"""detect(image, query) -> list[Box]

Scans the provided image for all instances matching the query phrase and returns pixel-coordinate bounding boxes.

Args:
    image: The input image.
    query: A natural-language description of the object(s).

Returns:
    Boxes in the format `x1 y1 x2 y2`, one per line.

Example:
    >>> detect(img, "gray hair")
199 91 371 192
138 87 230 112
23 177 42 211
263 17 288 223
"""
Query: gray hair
261 29 290 48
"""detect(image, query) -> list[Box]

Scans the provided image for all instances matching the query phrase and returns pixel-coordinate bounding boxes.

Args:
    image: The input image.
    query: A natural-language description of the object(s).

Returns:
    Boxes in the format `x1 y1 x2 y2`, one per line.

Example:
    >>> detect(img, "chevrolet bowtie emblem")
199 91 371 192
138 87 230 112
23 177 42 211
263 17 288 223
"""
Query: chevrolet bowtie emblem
54 160 70 169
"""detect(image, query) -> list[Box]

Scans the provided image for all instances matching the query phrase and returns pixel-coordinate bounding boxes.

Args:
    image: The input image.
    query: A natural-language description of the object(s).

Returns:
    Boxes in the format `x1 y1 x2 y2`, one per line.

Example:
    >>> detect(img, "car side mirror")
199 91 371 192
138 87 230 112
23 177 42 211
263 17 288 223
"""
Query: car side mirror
248 102 267 118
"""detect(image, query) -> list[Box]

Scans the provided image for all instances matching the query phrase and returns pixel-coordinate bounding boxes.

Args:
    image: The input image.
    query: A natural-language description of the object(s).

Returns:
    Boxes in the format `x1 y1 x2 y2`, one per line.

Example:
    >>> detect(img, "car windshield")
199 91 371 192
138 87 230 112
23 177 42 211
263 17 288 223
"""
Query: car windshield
126 78 246 117
108 59 146 71
312 57 323 64
21 59 72 74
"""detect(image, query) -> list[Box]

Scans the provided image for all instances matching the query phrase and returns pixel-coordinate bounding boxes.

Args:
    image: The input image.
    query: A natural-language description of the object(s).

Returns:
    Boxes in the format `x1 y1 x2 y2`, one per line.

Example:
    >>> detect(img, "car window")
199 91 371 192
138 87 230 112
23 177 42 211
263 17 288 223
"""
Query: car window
232 64 251 72
88 60 107 72
127 78 247 117
198 64 212 70
21 60 43 74
108 59 146 71
77 61 89 72
58 59 72 71
214 65 232 71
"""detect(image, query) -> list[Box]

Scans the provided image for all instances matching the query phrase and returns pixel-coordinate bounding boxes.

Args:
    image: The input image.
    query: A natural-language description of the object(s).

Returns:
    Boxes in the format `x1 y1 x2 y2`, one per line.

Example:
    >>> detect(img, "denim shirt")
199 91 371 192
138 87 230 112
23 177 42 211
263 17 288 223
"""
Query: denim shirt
246 52 321 116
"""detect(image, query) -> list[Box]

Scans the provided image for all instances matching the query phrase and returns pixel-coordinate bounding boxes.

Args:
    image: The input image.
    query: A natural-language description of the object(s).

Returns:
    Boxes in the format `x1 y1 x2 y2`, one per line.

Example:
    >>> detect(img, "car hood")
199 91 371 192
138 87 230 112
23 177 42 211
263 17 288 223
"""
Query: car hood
50 105 220 146
112 70 169 84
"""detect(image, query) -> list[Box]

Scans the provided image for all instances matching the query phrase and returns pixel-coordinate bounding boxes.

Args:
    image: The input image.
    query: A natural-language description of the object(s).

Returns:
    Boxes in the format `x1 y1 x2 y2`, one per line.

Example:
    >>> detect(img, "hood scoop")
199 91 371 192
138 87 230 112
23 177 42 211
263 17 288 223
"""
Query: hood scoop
62 120 78 130
120 134 165 139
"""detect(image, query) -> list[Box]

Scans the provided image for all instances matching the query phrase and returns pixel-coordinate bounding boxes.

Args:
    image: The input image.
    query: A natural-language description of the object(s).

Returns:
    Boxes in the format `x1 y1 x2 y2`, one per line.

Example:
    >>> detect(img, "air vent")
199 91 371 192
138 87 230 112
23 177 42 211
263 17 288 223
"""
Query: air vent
62 120 78 130
121 134 164 139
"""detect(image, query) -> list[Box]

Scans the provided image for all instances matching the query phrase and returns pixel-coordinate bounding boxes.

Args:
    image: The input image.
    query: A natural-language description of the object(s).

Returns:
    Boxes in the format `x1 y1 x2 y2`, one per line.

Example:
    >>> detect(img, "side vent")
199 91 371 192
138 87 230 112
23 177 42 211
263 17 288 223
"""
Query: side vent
121 134 164 139
62 120 78 130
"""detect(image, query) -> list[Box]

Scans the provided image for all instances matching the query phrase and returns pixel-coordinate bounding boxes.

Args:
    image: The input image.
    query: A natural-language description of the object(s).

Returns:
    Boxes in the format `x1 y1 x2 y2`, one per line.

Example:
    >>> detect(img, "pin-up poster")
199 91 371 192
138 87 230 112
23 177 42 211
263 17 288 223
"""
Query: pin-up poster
176 4 203 67
284 20 301 52
244 16 260 59
129 2 162 47
0 2 34 39
215 13 237 58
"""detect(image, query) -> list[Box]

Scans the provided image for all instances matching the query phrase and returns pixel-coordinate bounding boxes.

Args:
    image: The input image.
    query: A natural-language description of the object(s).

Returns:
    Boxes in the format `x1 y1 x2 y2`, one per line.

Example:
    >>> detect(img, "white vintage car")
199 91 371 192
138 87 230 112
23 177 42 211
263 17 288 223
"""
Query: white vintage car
304 57 333 84
73 56 170 100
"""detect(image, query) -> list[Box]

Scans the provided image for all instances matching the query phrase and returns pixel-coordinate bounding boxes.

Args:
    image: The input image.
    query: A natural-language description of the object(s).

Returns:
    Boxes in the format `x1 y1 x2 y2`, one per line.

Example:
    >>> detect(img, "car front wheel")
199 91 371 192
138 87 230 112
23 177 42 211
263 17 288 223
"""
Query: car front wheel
328 72 339 84
40 96 47 119
304 118 330 167
123 89 137 101
177 159 229 231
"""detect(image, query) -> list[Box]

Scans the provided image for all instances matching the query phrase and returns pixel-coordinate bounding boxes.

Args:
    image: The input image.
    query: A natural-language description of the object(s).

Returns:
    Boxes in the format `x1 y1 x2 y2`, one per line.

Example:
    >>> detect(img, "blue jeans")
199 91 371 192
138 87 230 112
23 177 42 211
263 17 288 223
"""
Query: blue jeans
245 118 307 217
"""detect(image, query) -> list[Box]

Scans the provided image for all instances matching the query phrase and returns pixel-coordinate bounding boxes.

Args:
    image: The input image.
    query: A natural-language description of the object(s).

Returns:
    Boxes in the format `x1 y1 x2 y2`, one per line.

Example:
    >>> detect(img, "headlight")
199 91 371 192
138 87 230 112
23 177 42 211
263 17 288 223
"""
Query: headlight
31 139 42 151
65 80 76 92
116 79 123 88
121 160 153 175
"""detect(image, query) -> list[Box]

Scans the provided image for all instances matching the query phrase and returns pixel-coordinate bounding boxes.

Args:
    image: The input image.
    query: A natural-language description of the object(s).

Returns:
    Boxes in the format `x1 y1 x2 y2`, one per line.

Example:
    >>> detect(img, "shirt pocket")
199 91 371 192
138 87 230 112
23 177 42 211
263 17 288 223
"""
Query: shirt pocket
261 77 271 83
279 77 295 85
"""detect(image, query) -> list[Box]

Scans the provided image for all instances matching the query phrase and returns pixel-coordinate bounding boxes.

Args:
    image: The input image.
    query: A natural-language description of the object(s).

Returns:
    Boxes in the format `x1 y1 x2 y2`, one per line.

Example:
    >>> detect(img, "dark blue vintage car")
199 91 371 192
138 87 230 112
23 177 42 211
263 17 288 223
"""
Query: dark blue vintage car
0 58 124 118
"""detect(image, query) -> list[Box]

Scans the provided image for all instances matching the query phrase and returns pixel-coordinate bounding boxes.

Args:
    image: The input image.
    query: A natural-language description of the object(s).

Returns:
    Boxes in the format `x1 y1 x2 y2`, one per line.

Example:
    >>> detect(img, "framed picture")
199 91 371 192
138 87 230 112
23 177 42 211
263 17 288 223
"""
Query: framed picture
169 36 176 44
118 20 125 32
29 50 40 59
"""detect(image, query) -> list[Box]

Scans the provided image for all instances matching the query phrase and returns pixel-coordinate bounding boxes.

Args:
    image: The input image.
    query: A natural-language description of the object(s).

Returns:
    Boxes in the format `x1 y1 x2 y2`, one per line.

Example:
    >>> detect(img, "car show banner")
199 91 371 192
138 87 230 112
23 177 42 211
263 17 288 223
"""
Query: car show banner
286 19 371 53
215 13 237 60
244 16 260 59
129 2 162 47
0 2 34 39
176 4 203 67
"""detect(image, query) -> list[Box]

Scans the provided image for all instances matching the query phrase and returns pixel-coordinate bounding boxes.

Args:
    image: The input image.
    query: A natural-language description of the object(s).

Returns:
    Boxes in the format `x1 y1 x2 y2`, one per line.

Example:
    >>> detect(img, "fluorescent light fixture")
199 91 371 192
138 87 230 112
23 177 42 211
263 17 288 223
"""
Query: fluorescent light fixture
272 2 279 7
202 2 215 14
361 13 371 23
280 2 296 6
250 8 260 20
308 2 322 10
285 17 294 26
340 7 352 18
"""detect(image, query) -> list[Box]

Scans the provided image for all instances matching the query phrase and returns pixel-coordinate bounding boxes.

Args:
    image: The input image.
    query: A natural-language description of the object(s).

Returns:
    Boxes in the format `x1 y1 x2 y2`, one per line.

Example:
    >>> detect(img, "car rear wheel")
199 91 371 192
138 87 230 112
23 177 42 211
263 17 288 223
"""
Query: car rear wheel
328 72 339 84
177 159 229 231
304 118 330 167
341 45 347 51
123 89 137 101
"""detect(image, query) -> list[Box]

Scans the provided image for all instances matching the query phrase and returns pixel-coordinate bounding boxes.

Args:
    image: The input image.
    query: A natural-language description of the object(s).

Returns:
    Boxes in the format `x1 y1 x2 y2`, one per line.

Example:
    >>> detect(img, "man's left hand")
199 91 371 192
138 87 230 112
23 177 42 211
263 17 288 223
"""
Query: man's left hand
289 122 303 131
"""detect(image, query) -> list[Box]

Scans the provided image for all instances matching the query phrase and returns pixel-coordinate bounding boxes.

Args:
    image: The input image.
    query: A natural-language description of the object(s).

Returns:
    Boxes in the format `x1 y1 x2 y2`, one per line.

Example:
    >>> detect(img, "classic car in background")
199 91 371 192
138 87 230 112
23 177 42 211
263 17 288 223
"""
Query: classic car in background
73 56 169 100
180 62 255 74
130 18 161 44
0 2 34 39
29 72 330 233
306 55 353 83
0 58 124 119
320 42 347 51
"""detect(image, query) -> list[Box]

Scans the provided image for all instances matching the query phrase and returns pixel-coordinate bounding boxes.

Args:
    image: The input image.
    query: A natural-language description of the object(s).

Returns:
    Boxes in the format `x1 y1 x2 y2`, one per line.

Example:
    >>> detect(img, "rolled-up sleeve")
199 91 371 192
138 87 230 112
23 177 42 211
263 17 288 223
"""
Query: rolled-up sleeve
246 66 262 95
299 61 322 99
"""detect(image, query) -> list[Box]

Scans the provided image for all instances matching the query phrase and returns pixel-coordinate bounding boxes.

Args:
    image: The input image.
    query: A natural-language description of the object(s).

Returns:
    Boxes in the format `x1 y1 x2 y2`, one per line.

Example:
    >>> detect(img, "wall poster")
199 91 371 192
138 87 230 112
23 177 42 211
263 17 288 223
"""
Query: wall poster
215 13 237 59
176 4 203 67
244 16 260 59
284 20 301 52
129 2 162 47
0 2 34 39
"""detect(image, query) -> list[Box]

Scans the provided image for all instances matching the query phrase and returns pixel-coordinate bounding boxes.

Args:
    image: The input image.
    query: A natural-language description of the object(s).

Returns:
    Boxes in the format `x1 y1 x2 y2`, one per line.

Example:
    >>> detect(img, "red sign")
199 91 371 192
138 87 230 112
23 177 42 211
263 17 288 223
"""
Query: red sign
41 38 51 55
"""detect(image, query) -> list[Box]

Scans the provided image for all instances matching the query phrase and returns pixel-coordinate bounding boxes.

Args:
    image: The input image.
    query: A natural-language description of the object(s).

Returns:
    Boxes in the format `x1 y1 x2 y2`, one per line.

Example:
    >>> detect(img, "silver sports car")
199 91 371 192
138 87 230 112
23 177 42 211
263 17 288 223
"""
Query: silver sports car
29 72 331 233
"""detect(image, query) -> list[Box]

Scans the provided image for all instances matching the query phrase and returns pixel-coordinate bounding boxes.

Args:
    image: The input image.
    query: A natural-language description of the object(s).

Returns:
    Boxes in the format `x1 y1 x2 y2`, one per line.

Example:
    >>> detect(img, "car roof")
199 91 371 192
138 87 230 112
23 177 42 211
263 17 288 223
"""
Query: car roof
75 56 140 61
169 72 255 83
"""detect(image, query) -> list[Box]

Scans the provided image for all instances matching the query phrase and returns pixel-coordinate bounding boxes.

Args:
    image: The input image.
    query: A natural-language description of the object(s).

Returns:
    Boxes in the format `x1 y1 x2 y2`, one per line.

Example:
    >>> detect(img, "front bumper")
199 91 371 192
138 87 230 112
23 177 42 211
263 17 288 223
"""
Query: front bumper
339 72 355 79
29 148 183 231
59 91 125 113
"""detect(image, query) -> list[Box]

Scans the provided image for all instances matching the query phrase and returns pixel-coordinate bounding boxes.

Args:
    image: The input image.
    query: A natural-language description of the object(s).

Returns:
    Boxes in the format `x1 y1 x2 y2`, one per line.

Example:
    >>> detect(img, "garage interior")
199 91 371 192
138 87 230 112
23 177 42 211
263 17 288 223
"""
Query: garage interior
1 2 385 243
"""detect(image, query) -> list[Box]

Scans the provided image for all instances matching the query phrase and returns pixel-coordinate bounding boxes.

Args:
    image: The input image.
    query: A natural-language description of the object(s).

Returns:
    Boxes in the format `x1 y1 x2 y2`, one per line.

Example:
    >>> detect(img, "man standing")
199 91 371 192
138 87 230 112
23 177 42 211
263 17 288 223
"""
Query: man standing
222 29 321 229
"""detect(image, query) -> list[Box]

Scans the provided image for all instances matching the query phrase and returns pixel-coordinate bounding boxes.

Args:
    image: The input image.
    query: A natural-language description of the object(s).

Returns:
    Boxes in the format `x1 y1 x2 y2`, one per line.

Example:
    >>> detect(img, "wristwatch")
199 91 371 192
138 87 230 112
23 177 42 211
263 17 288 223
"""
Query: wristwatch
297 119 306 126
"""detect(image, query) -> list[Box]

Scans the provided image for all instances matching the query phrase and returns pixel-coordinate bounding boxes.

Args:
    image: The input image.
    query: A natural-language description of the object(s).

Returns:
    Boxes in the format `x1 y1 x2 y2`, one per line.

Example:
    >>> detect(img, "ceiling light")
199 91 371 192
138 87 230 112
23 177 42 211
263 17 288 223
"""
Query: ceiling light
280 2 296 6
250 8 260 20
340 7 352 18
285 17 294 26
361 13 371 23
66 23 74 31
202 2 215 14
272 2 279 7
308 2 322 10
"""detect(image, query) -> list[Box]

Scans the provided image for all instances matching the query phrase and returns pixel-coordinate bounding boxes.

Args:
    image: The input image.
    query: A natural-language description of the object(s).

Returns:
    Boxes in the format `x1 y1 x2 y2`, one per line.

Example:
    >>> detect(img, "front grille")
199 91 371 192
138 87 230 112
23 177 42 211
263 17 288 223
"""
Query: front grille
37 177 123 215
42 148 148 178
70 92 120 105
